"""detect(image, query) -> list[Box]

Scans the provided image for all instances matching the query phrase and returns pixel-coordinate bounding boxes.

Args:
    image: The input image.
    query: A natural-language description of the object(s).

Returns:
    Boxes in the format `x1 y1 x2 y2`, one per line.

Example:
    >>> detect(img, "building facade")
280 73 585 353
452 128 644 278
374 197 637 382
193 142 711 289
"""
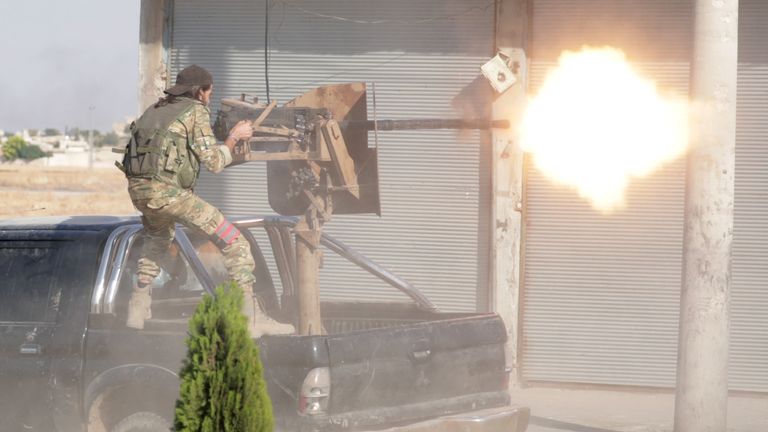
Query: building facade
141 0 767 392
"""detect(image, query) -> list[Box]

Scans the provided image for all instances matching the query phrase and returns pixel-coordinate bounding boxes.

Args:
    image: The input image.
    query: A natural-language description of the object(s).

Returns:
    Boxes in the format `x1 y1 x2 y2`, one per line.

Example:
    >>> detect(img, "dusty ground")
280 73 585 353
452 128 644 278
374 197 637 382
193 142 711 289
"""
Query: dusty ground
515 386 768 432
0 165 137 219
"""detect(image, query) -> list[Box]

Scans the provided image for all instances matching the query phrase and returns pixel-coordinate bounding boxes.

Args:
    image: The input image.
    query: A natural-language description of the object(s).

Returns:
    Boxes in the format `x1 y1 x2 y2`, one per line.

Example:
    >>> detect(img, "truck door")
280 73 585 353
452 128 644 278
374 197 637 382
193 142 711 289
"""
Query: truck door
0 241 67 431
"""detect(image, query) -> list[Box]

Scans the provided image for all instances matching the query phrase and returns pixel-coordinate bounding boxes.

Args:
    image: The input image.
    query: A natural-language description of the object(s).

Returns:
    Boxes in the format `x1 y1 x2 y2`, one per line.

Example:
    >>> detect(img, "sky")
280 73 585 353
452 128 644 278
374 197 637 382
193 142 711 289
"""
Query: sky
0 0 140 133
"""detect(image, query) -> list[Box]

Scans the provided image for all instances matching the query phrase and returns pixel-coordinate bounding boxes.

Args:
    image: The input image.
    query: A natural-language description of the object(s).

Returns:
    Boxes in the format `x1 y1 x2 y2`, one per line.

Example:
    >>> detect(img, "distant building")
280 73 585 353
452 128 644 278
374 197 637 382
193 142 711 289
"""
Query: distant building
23 131 62 153
34 148 120 168
20 129 37 142
56 138 90 152
0 127 126 167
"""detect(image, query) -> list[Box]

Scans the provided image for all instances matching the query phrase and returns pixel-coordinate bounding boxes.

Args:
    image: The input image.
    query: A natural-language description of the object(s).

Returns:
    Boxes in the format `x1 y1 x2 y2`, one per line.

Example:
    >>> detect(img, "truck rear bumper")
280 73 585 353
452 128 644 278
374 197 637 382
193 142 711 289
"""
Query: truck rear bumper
291 392 527 432
370 405 530 432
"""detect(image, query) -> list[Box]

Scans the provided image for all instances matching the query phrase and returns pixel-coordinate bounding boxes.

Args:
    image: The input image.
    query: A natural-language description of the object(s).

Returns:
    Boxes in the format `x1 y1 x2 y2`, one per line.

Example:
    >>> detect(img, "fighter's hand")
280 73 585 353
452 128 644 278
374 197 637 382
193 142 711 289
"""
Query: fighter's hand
228 120 254 141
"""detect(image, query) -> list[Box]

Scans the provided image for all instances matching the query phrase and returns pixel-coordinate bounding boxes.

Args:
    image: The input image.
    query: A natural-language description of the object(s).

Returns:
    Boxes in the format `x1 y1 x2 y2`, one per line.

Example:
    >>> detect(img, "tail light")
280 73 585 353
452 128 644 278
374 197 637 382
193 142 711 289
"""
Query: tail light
298 367 330 416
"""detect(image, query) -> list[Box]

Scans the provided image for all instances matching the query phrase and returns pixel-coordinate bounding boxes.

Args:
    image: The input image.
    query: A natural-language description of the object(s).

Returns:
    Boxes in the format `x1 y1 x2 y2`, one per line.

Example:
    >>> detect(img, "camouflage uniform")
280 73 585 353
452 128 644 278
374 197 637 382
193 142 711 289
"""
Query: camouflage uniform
126 97 257 292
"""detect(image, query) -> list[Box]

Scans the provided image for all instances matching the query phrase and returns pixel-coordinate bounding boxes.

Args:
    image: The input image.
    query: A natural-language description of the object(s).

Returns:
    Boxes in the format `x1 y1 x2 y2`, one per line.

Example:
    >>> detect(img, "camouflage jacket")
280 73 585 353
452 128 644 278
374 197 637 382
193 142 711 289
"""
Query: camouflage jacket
127 97 232 205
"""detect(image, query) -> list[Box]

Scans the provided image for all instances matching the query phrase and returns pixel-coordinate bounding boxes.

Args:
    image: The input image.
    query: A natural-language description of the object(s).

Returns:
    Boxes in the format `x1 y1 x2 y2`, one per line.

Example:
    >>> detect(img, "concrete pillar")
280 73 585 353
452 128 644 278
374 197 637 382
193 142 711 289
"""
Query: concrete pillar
491 0 531 387
674 1 738 431
139 0 168 112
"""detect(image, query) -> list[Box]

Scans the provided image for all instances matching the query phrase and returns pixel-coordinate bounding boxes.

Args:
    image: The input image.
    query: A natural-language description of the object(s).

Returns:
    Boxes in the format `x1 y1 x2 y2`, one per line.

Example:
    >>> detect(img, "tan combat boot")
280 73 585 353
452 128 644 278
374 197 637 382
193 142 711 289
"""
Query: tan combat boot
126 284 152 330
242 290 295 338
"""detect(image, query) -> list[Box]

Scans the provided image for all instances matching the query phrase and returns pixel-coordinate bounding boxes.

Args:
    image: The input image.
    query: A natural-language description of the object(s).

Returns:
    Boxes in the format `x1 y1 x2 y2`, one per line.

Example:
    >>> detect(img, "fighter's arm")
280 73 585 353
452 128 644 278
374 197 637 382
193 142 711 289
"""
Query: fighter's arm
188 104 251 173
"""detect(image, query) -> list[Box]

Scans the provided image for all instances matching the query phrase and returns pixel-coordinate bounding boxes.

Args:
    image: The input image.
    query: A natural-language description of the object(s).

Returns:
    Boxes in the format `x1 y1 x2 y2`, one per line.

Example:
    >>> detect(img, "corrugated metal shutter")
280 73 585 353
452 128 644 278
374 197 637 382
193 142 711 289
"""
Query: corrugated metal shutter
524 0 768 392
169 0 494 311
522 0 692 387
732 0 768 393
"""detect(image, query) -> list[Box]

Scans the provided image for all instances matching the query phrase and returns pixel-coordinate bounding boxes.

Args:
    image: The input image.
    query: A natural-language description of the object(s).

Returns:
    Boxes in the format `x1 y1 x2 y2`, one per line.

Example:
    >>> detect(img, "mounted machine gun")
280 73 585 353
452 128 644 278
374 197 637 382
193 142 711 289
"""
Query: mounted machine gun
213 83 508 335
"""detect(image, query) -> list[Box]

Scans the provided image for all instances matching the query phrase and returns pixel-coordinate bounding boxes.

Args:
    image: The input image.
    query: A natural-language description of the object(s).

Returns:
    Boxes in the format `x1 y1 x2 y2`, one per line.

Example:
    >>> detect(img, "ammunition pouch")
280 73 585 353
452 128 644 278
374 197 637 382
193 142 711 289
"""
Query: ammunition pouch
164 134 198 189
122 124 163 178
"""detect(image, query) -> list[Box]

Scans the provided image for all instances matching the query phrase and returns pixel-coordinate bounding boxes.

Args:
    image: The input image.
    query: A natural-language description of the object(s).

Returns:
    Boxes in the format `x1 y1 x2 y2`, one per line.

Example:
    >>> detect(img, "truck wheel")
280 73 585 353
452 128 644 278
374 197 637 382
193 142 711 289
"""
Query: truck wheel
110 412 171 432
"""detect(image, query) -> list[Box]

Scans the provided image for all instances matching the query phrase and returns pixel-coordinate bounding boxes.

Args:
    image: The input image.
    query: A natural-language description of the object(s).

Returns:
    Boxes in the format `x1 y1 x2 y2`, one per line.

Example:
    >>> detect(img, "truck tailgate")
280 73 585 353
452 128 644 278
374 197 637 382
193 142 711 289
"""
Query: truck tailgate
325 314 510 426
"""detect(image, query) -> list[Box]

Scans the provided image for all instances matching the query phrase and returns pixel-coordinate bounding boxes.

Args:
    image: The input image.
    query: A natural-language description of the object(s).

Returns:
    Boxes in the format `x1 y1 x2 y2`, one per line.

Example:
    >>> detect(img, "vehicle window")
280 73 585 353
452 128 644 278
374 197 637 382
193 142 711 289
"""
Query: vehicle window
185 234 229 287
319 239 413 303
184 228 279 311
116 228 280 324
120 236 206 295
0 243 63 322
116 236 205 323
248 228 284 298
238 227 415 306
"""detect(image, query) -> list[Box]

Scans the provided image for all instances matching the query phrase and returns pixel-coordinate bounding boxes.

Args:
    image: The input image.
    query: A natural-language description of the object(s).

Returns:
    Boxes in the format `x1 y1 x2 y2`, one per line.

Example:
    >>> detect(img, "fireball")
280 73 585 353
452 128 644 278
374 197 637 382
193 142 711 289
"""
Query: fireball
519 47 689 211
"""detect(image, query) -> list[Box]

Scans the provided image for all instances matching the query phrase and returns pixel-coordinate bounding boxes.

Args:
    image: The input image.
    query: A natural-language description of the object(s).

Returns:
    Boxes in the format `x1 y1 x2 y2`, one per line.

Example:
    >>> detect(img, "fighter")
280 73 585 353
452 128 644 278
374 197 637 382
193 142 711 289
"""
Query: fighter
117 64 294 337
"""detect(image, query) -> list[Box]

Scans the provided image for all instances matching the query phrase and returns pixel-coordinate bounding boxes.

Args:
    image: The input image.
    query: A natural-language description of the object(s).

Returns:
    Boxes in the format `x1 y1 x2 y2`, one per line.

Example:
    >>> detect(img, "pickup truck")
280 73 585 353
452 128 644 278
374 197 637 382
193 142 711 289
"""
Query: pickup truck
0 215 528 432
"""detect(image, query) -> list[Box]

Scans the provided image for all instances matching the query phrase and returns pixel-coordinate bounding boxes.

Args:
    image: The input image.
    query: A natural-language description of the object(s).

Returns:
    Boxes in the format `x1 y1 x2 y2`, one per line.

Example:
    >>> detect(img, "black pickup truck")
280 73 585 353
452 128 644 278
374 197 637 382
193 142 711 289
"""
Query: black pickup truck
0 215 528 432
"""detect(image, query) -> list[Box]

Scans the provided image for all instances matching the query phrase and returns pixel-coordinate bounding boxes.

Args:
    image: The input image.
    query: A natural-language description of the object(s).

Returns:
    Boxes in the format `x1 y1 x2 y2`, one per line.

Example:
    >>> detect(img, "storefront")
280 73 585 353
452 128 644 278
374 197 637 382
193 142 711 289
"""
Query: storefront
155 0 768 391
522 0 768 392
166 0 496 312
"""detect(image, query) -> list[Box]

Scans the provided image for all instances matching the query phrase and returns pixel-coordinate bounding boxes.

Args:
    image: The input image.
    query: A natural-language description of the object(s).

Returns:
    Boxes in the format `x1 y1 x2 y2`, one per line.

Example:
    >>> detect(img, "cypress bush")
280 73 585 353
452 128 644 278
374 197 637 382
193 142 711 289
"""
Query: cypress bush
174 282 274 432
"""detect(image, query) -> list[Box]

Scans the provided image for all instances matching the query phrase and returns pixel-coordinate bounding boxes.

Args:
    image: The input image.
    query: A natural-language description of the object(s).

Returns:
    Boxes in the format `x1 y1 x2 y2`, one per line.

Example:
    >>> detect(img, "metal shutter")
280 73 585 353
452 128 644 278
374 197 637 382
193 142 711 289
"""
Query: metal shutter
522 0 692 387
524 0 768 392
732 0 768 392
168 0 494 311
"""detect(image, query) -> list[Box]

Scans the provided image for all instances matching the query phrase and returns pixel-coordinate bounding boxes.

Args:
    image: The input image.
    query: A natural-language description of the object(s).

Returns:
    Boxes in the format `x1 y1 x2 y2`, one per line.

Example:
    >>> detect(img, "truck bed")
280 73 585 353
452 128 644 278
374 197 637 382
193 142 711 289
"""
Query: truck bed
260 310 512 431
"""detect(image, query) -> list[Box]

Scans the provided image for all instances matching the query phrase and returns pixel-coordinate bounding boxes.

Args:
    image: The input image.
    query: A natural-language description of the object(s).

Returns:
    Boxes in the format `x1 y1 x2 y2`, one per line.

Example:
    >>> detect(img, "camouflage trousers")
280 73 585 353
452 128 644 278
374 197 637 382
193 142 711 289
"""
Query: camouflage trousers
131 191 256 293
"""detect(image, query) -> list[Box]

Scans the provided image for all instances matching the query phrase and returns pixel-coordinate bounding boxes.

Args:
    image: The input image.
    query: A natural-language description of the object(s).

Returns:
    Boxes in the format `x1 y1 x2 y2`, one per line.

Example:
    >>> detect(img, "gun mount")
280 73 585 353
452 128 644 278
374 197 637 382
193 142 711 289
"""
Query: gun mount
214 83 509 217
213 83 508 335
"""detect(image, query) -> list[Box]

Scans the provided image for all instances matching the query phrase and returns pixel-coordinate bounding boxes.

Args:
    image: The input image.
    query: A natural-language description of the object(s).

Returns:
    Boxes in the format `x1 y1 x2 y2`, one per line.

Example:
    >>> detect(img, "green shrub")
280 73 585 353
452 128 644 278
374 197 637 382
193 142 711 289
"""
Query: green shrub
174 282 274 432
2 136 26 160
2 136 47 161
18 144 47 160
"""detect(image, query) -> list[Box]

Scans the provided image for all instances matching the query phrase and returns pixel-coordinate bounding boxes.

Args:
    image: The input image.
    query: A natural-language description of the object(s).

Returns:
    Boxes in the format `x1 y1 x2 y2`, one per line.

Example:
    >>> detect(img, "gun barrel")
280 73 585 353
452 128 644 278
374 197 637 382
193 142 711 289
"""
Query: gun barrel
344 118 510 131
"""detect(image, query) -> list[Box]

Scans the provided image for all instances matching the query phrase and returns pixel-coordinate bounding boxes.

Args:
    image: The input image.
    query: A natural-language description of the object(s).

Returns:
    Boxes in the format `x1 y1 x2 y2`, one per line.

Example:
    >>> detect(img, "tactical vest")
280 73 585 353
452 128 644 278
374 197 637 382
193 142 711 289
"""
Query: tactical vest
117 98 200 189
